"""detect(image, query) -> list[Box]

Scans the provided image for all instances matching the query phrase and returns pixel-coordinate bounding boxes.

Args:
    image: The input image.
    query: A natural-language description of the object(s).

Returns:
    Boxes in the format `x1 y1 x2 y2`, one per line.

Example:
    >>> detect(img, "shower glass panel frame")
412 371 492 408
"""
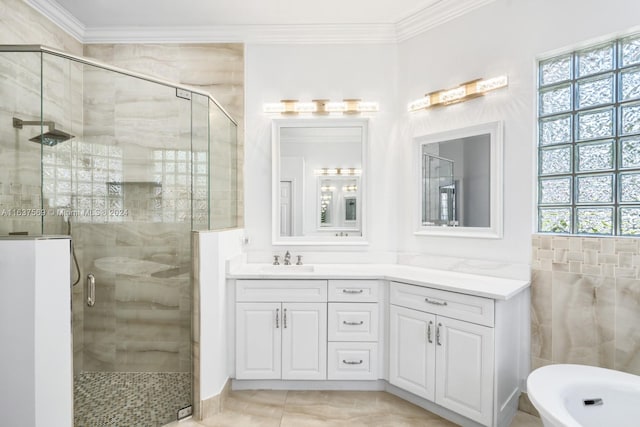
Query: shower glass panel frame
0 45 238 427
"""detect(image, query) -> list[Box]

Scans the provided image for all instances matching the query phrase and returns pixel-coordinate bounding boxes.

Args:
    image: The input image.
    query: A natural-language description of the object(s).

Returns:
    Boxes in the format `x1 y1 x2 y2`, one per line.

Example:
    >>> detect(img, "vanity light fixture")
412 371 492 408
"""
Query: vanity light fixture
313 167 362 176
408 75 508 112
264 99 379 115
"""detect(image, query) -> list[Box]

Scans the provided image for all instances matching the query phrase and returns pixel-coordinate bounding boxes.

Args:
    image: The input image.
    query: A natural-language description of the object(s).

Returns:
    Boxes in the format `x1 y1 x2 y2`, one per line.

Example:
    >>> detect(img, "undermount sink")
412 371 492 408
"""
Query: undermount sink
260 264 315 273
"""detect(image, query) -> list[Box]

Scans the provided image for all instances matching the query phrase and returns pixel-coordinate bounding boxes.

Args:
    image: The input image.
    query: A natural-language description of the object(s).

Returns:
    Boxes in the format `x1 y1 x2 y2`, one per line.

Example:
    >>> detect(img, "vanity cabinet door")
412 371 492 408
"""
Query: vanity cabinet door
236 302 282 380
389 305 436 401
435 316 494 426
281 302 327 380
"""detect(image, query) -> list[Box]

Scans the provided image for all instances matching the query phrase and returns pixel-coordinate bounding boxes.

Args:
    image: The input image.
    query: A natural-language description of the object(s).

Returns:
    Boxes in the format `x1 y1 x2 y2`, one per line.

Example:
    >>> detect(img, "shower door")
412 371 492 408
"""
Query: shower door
38 53 197 426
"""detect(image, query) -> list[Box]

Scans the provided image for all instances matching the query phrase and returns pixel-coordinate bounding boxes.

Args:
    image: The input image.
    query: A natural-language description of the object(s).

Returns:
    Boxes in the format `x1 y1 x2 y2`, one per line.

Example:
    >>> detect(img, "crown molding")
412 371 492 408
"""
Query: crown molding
26 0 85 42
396 0 497 42
83 24 398 45
26 0 496 45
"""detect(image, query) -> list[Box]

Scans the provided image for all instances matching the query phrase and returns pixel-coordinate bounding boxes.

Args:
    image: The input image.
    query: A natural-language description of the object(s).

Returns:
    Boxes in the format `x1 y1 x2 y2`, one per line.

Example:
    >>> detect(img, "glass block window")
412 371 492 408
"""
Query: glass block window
153 149 207 223
43 141 124 224
538 33 640 236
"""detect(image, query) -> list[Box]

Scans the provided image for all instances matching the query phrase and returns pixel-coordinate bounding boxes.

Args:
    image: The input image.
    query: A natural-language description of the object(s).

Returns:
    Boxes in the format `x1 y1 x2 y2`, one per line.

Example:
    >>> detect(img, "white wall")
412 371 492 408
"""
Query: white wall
0 238 72 427
396 0 640 266
244 43 399 261
197 229 244 399
241 1 639 271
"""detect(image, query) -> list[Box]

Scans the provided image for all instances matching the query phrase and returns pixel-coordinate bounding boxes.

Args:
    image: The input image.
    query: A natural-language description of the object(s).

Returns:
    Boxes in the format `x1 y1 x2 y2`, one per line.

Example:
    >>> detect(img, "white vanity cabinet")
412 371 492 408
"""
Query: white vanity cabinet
327 280 379 380
230 269 528 427
235 280 327 380
389 282 495 426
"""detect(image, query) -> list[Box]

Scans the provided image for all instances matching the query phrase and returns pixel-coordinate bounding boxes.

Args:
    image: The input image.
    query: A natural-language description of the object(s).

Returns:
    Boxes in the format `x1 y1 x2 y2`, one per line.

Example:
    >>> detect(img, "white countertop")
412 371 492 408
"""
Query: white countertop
227 263 530 300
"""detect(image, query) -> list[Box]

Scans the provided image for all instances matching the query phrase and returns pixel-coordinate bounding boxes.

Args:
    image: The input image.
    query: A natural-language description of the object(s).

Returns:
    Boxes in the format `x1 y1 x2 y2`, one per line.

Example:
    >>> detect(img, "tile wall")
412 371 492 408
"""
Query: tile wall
531 234 640 375
0 0 83 53
83 43 245 229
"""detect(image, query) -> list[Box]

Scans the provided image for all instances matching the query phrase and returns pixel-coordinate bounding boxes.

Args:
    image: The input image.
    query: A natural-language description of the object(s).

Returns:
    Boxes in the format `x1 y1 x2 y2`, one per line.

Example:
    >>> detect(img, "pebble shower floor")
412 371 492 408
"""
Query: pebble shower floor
74 372 191 426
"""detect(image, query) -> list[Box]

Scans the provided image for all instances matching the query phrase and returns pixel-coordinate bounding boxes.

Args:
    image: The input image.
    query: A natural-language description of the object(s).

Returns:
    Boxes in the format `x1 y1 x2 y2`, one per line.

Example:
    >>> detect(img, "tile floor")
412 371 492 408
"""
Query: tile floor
166 390 543 427
74 371 191 427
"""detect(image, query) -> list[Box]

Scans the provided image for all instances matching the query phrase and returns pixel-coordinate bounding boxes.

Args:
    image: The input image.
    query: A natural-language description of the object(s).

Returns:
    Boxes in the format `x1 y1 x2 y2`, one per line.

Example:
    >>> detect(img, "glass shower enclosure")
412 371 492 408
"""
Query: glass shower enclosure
0 45 238 426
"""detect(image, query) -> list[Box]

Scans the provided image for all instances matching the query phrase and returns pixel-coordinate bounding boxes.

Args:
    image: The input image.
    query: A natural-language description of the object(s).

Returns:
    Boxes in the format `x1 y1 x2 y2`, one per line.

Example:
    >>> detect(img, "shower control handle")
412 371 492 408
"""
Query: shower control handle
87 273 95 307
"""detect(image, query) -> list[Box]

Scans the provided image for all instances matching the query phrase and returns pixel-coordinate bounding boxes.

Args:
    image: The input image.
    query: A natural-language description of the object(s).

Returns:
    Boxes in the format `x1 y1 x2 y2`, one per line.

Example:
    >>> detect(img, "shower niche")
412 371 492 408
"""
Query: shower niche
0 45 239 426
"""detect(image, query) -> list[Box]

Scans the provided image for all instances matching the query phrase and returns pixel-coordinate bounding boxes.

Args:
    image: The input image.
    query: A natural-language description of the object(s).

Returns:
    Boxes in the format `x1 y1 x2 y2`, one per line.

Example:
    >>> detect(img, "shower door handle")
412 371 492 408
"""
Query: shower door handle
87 273 95 307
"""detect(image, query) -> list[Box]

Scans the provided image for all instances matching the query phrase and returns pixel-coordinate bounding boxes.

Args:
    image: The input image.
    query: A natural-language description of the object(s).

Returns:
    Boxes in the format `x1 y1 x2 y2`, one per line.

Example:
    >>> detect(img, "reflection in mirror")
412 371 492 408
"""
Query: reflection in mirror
415 121 503 239
318 176 360 232
273 119 367 244
422 135 490 227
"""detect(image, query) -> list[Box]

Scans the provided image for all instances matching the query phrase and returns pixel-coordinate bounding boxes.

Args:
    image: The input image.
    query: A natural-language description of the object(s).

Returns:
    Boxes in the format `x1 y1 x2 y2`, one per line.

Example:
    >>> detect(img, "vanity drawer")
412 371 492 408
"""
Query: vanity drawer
328 280 378 302
328 303 378 341
327 342 378 380
236 280 327 302
390 282 494 327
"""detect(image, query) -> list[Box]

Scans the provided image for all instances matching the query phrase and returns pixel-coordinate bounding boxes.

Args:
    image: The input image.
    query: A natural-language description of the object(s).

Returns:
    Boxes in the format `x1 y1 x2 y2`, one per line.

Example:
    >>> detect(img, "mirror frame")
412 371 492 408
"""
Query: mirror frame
272 118 369 246
413 121 504 239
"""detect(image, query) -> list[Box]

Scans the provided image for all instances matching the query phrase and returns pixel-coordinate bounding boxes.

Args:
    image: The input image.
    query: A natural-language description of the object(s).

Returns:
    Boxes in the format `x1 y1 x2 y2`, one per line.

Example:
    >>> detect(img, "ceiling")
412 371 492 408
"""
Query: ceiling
53 0 440 27
27 0 496 43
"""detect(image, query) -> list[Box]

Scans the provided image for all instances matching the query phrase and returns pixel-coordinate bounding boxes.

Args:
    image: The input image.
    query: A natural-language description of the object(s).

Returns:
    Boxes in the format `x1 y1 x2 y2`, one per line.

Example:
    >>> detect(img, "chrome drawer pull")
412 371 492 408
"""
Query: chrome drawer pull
436 322 442 346
427 320 433 343
275 308 279 328
425 297 448 306
342 359 363 365
342 289 364 294
283 308 287 328
343 320 364 326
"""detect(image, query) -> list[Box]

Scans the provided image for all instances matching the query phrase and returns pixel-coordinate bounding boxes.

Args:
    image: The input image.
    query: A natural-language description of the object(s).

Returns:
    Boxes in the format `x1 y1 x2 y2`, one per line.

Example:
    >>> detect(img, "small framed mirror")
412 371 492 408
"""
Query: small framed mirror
272 118 368 245
414 121 503 239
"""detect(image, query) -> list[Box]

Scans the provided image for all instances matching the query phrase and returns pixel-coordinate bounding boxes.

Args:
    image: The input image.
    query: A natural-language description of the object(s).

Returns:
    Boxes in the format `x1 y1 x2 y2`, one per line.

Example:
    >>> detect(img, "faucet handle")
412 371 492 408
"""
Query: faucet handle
273 255 280 265
296 255 303 266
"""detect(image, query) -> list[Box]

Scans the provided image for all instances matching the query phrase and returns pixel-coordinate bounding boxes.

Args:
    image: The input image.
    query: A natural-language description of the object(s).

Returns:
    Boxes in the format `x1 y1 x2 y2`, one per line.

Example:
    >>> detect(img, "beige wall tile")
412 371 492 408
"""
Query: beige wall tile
551 272 615 368
601 239 615 254
552 262 569 272
0 0 82 53
615 278 640 375
615 239 638 253
553 248 568 263
582 238 600 250
569 238 583 251
531 270 552 361
569 261 582 273
552 237 569 249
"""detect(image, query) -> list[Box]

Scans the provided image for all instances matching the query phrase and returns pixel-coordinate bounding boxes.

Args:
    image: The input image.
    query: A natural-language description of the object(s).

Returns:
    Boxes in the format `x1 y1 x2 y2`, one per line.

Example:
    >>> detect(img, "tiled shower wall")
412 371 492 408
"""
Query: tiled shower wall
83 44 244 229
0 0 82 53
531 234 640 375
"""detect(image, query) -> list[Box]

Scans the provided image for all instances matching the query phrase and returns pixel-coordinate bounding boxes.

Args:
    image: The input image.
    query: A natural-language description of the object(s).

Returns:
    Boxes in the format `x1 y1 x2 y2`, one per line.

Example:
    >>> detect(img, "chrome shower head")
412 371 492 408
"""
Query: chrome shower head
13 117 75 146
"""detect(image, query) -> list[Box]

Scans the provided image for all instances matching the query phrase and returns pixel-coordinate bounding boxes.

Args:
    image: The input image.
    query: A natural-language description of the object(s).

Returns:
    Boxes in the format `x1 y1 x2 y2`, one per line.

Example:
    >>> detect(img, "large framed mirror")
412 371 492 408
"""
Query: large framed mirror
272 118 368 245
414 121 503 239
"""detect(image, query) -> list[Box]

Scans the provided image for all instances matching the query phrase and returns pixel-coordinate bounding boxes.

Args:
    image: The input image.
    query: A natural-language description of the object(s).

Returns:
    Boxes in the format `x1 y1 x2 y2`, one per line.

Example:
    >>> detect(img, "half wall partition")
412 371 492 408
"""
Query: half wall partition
0 45 238 426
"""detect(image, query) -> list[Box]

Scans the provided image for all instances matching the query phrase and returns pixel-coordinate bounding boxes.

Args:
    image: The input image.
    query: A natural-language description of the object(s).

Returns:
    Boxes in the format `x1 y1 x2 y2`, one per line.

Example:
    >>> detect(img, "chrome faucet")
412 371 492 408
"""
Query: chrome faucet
284 250 291 265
